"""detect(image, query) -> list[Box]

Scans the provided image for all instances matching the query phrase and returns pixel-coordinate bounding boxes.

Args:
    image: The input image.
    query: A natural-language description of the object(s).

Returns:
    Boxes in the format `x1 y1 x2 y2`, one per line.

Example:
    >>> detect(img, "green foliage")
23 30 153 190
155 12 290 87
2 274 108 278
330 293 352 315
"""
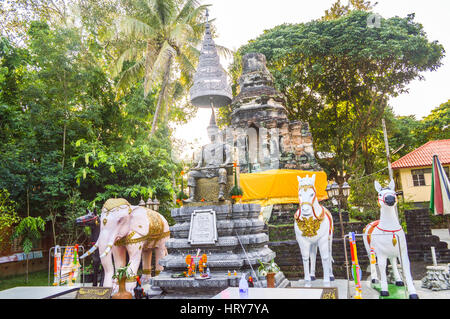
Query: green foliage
112 263 135 281
348 207 378 225
257 259 280 276
322 0 374 21
387 100 450 163
0 7 184 245
0 189 21 254
416 100 450 144
12 216 46 254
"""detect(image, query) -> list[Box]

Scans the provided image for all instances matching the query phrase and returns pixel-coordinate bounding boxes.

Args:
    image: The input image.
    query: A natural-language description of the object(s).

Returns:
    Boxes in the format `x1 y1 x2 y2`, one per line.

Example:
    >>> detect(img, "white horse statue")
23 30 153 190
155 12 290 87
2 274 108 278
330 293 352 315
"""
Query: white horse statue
294 174 334 286
363 180 419 299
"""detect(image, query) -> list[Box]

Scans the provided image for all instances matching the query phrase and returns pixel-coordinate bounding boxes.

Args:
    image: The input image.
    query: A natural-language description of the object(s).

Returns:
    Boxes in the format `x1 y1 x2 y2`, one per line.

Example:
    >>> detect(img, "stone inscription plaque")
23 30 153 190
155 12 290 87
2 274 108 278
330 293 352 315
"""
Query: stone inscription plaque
188 209 218 245
75 287 112 299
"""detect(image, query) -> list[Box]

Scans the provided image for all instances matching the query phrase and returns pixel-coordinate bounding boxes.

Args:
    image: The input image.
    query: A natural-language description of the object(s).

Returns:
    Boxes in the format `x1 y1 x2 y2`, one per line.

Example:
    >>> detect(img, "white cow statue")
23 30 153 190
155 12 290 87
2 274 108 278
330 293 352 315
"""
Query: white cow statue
362 180 419 299
294 174 334 287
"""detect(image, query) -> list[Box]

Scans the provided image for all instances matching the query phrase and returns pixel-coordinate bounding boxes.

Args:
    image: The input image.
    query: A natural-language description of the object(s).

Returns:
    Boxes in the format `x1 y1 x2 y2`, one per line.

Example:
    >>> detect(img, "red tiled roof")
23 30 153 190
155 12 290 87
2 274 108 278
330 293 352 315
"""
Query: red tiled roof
392 139 450 169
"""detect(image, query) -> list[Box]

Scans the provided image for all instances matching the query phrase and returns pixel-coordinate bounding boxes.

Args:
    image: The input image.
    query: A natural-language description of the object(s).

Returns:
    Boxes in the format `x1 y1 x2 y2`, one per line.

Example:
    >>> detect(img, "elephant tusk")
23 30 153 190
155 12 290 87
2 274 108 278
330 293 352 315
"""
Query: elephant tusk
79 244 98 259
99 244 113 259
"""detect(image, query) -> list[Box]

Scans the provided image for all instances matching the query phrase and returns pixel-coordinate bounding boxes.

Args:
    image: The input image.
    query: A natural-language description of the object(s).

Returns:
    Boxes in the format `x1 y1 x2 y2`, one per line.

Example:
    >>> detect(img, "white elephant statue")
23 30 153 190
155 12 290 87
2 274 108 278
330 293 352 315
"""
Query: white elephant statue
80 198 170 294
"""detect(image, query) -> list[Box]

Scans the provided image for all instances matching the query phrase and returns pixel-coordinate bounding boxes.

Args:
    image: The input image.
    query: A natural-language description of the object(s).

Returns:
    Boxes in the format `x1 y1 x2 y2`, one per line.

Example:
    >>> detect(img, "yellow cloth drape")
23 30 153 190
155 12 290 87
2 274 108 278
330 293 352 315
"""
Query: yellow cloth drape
239 169 328 206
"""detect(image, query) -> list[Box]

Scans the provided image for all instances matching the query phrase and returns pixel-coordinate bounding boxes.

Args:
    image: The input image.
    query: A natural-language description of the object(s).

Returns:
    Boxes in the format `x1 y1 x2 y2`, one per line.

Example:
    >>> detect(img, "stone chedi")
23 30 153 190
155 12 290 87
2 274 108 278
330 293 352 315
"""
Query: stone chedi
230 53 321 173
231 52 286 125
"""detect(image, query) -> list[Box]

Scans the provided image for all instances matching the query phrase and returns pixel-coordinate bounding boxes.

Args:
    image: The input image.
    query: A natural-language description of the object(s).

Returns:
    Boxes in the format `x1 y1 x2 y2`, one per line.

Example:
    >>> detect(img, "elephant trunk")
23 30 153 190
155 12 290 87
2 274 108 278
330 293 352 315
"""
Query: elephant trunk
80 241 99 259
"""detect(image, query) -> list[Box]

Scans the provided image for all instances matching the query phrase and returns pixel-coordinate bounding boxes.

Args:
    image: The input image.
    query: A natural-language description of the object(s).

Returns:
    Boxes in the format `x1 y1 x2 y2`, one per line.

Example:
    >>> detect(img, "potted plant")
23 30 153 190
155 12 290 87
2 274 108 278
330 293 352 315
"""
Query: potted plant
112 264 135 299
258 259 280 288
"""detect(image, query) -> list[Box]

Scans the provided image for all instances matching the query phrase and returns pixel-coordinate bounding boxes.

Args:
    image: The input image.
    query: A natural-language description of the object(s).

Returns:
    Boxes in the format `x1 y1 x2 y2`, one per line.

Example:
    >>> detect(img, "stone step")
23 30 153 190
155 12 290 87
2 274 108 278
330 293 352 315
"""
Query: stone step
171 204 260 223
170 218 264 238
160 246 276 270
166 233 269 250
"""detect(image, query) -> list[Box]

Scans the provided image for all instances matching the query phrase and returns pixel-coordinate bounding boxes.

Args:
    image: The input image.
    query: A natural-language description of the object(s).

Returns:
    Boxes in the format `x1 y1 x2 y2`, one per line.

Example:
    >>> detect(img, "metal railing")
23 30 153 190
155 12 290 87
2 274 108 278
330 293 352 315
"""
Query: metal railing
48 245 85 287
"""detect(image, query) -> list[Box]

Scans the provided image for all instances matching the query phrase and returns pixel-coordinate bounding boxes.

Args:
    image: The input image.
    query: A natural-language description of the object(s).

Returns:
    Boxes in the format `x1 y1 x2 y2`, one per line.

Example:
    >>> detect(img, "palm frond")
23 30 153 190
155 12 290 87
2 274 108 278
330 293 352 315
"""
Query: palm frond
111 46 144 78
149 0 176 27
116 16 155 40
169 22 193 48
215 44 234 60
116 58 146 100
175 0 205 23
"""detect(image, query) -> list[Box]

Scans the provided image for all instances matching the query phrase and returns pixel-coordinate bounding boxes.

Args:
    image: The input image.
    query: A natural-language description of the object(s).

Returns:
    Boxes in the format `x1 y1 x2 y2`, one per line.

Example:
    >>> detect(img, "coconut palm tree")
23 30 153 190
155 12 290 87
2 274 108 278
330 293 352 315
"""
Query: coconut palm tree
111 0 208 136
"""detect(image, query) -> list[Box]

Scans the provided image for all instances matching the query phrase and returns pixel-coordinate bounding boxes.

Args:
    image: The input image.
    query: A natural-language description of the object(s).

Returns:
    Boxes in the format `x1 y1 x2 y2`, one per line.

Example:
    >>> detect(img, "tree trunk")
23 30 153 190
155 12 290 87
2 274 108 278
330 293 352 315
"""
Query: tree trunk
62 122 66 170
50 210 57 247
150 57 172 136
26 255 29 284
26 187 30 217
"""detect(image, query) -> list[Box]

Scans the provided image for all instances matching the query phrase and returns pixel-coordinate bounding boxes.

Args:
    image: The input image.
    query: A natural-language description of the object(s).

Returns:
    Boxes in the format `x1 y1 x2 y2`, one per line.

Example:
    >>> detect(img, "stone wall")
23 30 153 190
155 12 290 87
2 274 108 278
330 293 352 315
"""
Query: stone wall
404 209 450 263
0 251 48 278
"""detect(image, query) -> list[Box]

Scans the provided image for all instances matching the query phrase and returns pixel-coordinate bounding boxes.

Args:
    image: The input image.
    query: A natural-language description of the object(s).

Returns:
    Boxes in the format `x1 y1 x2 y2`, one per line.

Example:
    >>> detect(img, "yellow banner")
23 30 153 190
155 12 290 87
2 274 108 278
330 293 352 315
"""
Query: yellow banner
239 169 328 206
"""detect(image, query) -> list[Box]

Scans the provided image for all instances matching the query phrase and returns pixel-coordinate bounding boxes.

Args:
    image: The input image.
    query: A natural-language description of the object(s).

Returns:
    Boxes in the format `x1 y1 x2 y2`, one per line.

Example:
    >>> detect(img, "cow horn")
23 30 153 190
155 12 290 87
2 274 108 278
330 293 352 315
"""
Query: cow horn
79 243 98 259
99 243 114 259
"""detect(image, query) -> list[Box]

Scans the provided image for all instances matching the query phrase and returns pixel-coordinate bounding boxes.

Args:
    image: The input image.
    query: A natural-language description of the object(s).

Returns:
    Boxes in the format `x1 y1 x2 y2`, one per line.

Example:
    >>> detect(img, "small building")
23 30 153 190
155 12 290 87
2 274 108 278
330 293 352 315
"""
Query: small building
392 139 450 207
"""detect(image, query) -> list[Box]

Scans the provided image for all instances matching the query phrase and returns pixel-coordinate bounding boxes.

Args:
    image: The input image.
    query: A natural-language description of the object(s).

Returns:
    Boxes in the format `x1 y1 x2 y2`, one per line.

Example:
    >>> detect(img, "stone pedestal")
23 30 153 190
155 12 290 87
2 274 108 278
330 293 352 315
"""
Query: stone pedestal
151 203 289 295
194 176 233 202
421 265 450 291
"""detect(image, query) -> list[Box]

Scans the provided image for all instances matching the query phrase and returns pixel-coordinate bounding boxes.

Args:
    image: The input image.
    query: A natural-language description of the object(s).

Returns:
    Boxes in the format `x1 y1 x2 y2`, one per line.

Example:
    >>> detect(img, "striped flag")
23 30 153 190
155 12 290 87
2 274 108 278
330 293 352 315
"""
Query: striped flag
430 155 450 215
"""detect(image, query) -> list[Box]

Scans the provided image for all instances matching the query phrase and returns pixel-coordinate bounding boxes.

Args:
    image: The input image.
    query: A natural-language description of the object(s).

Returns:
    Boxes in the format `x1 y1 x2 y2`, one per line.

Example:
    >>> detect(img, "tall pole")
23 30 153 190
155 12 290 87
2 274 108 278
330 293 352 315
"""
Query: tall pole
338 192 350 296
382 118 398 218
382 118 394 181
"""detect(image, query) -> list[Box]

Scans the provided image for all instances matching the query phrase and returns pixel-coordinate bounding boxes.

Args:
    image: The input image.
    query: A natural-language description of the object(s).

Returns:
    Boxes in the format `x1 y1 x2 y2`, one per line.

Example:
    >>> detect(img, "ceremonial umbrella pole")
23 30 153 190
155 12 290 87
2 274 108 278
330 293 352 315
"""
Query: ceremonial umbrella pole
430 155 450 231
349 232 363 299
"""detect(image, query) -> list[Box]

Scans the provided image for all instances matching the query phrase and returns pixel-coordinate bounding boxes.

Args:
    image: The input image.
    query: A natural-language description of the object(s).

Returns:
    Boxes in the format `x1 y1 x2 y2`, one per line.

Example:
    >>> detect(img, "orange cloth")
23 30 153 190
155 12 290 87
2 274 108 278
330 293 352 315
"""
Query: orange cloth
239 169 328 206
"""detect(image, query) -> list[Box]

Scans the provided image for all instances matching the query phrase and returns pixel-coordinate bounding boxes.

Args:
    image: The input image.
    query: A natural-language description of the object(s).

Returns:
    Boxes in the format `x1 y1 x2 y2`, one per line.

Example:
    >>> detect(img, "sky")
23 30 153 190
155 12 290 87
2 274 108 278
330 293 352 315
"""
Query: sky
173 0 450 154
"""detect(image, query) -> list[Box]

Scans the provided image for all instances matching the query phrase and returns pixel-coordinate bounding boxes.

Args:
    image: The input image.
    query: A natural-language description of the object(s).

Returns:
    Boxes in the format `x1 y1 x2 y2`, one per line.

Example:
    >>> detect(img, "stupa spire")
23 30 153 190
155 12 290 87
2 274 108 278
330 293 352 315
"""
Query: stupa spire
189 9 232 108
